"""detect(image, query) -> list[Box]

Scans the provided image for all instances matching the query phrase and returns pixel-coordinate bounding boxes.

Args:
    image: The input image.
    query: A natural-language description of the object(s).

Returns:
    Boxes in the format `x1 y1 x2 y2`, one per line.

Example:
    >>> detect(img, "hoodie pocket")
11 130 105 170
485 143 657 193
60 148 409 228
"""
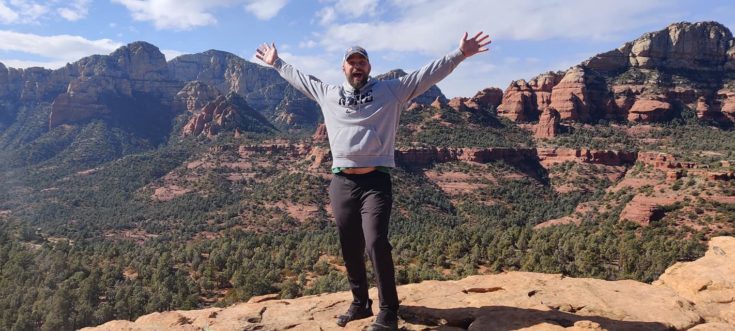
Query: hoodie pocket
332 126 384 157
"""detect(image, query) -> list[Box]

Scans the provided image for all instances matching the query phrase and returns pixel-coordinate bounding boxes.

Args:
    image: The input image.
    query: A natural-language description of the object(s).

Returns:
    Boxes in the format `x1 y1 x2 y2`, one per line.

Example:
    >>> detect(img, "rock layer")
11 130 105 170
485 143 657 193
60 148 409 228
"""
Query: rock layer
83 237 735 331
495 22 735 125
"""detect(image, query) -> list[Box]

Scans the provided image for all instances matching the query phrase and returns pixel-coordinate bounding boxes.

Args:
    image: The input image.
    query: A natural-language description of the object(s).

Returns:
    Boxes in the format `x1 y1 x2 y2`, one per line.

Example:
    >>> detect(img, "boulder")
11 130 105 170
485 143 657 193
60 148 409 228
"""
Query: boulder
468 87 503 110
627 98 672 122
655 236 735 324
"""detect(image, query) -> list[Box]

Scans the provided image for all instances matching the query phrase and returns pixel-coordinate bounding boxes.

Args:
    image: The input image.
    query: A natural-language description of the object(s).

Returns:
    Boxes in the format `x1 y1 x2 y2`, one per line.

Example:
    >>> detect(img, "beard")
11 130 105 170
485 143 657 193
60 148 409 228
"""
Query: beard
347 72 368 89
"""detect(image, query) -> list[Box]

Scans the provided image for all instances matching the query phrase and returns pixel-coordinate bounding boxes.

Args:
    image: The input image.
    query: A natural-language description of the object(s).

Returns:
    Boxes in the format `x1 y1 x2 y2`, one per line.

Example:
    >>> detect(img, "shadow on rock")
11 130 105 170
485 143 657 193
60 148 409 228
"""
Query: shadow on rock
399 305 674 331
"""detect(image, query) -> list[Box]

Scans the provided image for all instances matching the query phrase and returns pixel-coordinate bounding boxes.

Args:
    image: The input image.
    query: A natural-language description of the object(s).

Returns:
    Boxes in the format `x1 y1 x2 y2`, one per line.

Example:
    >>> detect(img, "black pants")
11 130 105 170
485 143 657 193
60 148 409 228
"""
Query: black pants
329 171 399 311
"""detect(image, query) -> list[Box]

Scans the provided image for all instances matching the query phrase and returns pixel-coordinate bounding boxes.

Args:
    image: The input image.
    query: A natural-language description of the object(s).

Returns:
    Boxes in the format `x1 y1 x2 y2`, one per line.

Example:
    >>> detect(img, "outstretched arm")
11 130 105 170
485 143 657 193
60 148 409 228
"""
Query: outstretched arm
395 31 492 102
254 42 328 103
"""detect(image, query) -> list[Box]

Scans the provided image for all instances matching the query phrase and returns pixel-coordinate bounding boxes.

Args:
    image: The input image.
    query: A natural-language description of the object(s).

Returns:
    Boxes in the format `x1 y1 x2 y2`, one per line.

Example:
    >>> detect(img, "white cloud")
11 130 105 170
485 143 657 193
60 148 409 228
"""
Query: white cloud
318 0 672 54
0 0 48 24
112 0 288 30
244 0 288 20
111 0 229 30
0 3 19 23
309 0 686 98
316 6 335 25
333 0 378 18
57 0 90 21
0 1 95 24
316 0 378 26
299 39 317 48
0 30 121 68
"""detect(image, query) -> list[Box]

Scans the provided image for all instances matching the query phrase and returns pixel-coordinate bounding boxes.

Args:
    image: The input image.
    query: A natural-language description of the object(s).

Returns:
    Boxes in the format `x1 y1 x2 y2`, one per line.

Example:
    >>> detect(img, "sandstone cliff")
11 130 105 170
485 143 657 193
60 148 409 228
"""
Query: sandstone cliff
168 50 322 126
49 41 181 128
173 81 222 113
496 21 735 125
83 236 735 331
182 92 275 137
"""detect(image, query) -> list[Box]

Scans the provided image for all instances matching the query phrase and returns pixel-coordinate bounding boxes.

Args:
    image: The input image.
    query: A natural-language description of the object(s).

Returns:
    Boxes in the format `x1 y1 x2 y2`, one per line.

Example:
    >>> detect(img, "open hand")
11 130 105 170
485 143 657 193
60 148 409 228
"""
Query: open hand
459 32 491 57
255 42 278 65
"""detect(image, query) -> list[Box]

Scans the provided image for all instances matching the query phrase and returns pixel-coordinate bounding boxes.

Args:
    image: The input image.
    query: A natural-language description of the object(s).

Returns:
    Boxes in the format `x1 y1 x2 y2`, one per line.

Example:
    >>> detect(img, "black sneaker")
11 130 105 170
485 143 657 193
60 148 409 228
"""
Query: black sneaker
367 308 399 331
336 299 373 327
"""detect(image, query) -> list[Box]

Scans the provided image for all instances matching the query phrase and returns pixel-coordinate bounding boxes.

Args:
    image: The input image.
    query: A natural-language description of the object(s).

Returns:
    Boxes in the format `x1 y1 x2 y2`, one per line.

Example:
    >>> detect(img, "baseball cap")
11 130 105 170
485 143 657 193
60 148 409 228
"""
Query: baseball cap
343 46 369 62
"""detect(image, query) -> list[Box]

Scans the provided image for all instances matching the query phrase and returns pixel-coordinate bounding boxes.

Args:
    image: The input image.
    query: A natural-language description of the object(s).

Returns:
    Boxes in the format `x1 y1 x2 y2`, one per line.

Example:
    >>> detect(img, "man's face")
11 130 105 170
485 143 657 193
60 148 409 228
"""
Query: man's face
342 54 371 90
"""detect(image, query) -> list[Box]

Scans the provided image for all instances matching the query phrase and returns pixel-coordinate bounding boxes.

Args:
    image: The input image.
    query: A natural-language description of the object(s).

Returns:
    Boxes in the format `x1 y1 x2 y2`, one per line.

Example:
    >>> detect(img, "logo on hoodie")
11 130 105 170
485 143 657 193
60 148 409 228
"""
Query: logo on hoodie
339 89 374 112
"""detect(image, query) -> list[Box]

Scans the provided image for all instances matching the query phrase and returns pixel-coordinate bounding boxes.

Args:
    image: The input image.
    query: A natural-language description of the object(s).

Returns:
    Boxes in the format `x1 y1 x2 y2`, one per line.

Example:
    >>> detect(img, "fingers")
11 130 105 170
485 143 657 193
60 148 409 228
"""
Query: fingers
476 34 490 43
462 31 468 42
255 43 270 62
257 43 272 52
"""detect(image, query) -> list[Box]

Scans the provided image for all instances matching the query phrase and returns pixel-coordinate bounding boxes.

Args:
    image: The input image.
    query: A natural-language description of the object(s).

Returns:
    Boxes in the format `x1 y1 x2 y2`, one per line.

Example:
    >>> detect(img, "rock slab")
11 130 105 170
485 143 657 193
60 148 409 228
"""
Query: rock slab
83 237 735 331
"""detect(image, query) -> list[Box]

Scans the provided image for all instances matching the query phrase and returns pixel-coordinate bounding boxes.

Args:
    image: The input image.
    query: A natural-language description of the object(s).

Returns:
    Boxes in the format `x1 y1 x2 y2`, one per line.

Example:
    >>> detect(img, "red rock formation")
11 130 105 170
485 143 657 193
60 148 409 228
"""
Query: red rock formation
550 66 590 121
666 170 683 183
497 80 534 121
696 96 711 119
173 81 221 113
716 88 735 122
395 147 536 166
468 87 503 110
312 123 327 142
238 143 310 158
706 172 735 181
431 96 447 109
169 50 322 127
446 97 467 111
49 87 113 128
627 22 732 71
49 42 180 128
492 22 735 125
619 195 675 226
529 72 562 111
395 147 638 168
406 102 422 111
534 108 560 139
536 148 637 167
182 93 272 137
612 87 637 115
308 146 331 170
627 98 672 122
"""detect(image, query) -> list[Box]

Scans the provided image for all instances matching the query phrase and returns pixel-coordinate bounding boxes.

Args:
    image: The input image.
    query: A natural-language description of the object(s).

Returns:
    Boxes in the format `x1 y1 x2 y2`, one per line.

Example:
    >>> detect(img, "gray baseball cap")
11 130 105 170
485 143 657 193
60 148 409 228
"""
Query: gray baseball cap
343 46 369 62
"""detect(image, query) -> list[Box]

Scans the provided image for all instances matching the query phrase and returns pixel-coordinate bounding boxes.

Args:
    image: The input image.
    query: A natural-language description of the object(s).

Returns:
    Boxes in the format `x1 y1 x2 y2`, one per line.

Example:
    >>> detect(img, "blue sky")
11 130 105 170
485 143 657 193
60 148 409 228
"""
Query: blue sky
0 0 733 98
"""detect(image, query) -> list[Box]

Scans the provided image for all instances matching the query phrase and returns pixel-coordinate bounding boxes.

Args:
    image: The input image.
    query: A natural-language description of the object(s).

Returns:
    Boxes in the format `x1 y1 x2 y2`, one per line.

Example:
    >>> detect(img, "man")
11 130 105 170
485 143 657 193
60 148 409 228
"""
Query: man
256 32 490 330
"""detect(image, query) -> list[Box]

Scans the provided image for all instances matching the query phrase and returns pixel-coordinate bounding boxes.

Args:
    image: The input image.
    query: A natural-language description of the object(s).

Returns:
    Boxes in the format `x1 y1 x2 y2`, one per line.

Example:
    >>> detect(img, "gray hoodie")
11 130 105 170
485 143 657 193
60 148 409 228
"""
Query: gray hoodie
272 49 466 168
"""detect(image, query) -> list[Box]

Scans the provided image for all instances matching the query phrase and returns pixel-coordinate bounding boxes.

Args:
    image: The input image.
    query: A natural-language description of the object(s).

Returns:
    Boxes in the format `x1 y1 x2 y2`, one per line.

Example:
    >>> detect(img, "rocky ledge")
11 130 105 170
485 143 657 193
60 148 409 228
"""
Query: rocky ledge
83 237 735 331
